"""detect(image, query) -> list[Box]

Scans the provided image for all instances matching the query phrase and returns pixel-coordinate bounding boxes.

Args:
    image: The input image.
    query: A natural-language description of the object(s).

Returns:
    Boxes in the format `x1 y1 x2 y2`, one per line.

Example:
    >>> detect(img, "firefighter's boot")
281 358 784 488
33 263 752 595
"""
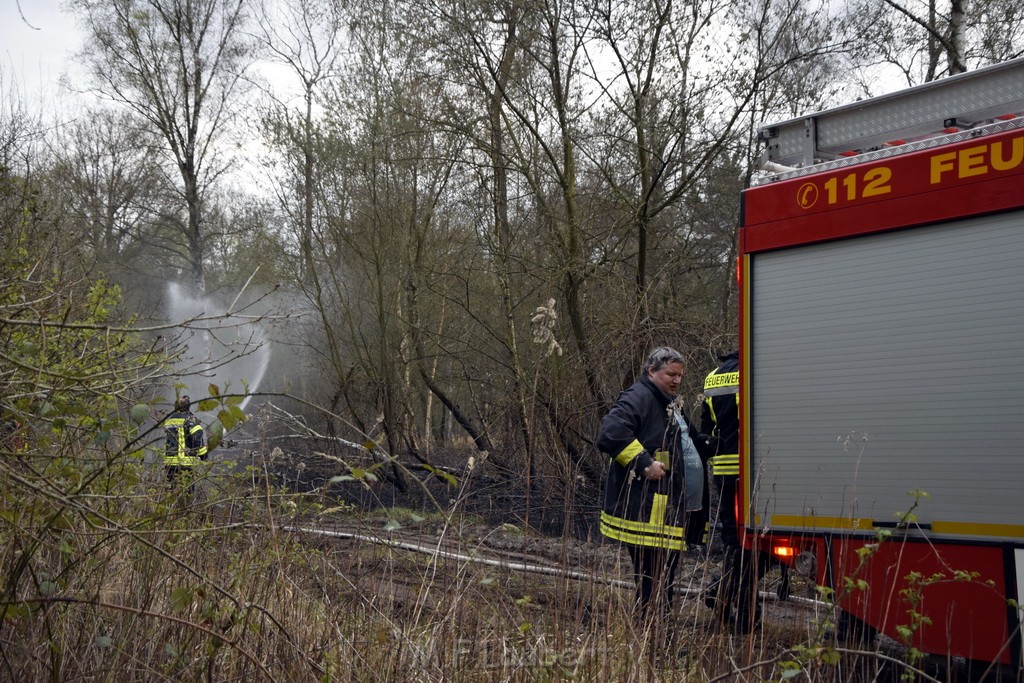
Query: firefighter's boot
732 550 762 634
711 547 740 628
702 575 721 610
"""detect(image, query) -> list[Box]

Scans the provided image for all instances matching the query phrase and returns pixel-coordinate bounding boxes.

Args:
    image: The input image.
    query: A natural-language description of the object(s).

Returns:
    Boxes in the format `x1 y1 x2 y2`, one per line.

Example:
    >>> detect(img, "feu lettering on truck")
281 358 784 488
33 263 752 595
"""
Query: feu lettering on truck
930 135 1024 183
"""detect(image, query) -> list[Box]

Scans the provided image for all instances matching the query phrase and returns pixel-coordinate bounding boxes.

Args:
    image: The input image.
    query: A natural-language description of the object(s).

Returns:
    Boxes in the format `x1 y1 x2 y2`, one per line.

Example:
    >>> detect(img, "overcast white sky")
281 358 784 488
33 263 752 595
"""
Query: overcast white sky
1 0 300 111
1 0 83 107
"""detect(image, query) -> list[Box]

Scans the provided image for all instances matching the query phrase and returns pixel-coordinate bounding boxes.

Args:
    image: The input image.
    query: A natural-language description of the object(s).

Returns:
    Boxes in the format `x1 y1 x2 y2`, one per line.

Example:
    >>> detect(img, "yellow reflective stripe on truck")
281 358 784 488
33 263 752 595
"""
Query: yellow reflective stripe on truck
768 515 876 531
930 521 1024 538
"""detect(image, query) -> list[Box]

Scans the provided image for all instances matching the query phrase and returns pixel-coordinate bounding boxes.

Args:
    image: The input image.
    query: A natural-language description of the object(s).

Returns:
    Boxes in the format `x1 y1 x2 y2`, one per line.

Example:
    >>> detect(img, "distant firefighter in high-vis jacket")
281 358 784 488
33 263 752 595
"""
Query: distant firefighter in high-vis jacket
163 395 207 485
597 346 704 620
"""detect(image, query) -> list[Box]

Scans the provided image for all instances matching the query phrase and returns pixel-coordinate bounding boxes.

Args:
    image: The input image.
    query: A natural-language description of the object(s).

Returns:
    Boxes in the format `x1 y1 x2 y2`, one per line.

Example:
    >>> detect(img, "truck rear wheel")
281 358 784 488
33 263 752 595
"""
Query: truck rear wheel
835 609 878 649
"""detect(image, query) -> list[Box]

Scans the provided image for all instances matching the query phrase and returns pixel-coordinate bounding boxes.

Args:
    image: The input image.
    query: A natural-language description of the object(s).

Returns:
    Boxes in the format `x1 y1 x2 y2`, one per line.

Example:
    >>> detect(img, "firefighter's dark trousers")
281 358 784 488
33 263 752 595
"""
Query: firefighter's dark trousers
627 544 681 620
165 465 197 497
712 475 762 631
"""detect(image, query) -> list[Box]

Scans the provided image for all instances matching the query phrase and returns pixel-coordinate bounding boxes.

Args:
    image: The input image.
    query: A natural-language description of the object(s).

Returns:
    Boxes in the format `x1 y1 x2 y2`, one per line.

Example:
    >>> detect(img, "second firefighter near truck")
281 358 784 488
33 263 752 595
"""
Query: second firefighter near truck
699 351 761 633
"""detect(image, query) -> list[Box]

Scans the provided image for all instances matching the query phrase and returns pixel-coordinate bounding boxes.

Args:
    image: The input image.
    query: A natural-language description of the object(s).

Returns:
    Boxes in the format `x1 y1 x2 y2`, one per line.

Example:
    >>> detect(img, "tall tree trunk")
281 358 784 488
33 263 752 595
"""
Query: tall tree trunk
183 172 205 292
947 0 967 74
405 277 496 456
488 9 536 517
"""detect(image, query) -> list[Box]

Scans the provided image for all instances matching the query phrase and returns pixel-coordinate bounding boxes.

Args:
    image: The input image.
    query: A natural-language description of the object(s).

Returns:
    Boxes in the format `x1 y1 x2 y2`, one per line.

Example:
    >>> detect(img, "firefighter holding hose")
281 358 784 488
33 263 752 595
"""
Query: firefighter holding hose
163 395 207 489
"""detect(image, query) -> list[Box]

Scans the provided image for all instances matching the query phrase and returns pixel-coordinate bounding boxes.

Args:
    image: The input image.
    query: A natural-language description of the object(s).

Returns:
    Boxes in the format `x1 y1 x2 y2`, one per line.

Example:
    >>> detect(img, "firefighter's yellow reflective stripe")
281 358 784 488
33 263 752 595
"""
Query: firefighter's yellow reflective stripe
649 493 668 527
704 371 738 391
189 424 207 458
600 509 684 538
177 424 186 457
654 450 670 471
165 418 204 465
165 455 201 466
614 440 644 467
704 385 739 397
599 523 685 549
711 453 739 475
599 511 686 550
704 397 718 426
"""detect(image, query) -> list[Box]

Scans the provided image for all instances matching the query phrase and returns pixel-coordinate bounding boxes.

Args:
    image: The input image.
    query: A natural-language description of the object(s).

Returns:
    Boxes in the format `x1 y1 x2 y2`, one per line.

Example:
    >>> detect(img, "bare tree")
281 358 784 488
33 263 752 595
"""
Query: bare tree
1 70 50 266
255 0 348 285
845 0 1024 87
0 70 43 179
69 0 253 292
47 109 177 272
584 0 747 355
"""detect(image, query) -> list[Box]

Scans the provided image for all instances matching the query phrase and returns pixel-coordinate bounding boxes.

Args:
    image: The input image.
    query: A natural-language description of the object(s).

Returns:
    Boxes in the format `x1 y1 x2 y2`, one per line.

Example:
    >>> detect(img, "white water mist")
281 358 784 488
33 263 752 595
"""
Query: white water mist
164 282 271 413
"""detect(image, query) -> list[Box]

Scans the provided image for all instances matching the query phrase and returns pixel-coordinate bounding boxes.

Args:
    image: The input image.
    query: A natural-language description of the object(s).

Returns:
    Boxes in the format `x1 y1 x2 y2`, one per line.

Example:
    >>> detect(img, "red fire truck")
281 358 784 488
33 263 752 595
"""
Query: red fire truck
740 57 1024 675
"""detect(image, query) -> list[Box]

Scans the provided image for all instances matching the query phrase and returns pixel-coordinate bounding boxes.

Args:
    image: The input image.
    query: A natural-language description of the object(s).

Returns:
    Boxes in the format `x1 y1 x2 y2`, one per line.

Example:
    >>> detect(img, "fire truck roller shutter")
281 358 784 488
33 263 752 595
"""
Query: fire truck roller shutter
747 209 1024 539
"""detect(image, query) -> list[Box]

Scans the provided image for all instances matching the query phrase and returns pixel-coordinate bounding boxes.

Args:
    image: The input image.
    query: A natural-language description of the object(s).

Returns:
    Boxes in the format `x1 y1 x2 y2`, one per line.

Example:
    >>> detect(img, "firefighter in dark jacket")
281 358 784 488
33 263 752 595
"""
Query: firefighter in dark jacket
163 395 207 486
700 350 761 632
598 346 704 619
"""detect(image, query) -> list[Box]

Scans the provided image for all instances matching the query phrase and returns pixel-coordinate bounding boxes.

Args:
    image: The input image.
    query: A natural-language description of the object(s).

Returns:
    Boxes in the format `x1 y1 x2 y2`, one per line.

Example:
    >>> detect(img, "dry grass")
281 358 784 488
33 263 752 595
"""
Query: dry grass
0 448 987 682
